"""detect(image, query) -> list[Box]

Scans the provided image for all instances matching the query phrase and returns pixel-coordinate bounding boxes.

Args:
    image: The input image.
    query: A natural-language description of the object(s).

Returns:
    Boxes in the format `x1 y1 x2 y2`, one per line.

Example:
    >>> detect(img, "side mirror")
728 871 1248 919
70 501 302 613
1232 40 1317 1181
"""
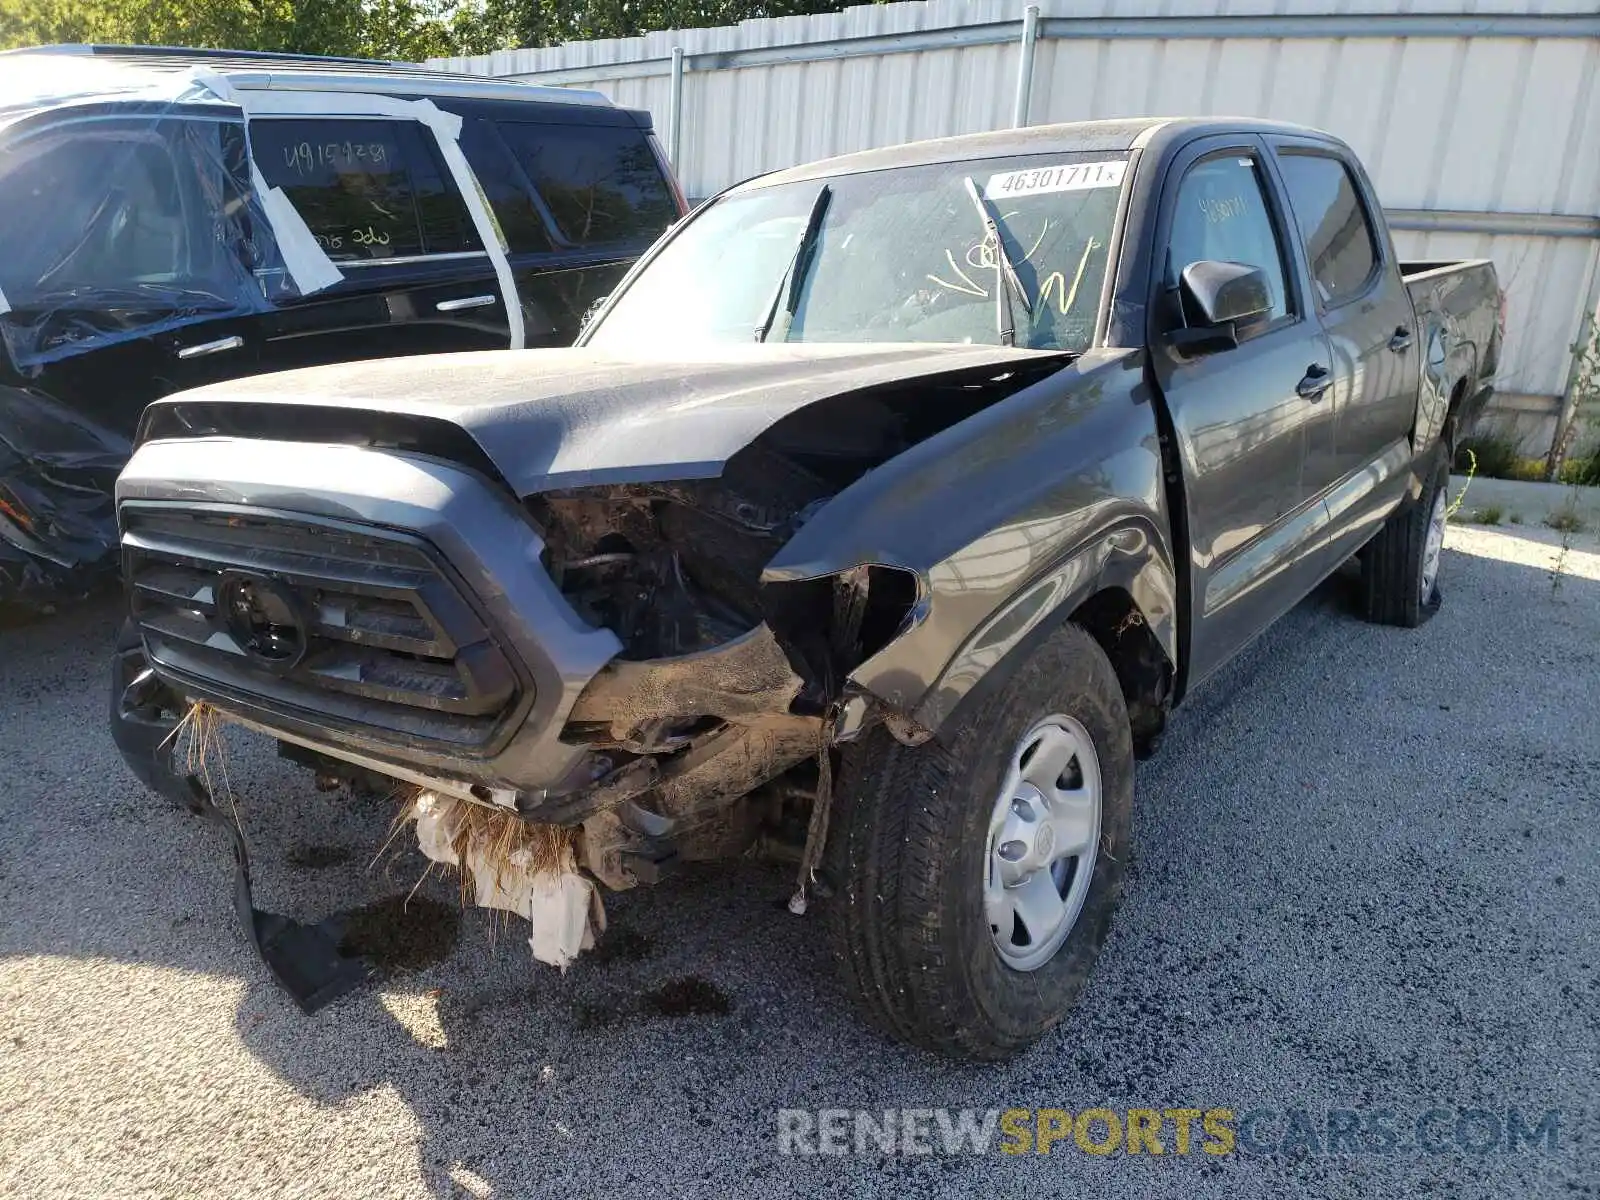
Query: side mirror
1168 260 1273 356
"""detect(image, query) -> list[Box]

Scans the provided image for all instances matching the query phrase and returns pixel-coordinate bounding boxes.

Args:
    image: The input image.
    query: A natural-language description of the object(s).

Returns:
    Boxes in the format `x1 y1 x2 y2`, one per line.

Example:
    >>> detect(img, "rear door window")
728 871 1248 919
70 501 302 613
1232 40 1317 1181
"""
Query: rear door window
250 118 481 262
1275 152 1380 306
455 117 553 255
495 122 676 247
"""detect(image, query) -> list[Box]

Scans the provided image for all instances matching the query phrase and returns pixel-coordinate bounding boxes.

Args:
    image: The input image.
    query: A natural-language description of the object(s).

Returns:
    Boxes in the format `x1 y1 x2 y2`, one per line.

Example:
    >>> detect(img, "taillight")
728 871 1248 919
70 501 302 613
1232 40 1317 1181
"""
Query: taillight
647 132 690 218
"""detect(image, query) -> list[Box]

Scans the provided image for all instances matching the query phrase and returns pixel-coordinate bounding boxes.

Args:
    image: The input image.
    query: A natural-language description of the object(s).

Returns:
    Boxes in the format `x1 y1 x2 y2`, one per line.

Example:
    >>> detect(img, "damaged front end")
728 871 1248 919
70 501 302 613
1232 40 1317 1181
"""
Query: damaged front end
524 438 921 895
113 345 1075 1006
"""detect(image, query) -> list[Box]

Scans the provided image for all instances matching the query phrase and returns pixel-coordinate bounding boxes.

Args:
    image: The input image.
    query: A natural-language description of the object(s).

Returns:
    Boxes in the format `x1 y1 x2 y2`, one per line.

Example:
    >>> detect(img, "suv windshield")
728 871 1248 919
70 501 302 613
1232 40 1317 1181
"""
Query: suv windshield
586 152 1127 353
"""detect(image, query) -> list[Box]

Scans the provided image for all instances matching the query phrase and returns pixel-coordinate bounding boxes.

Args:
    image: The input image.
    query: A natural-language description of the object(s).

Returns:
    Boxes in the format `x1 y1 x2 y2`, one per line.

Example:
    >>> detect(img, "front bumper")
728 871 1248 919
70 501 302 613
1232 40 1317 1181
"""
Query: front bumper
115 437 623 810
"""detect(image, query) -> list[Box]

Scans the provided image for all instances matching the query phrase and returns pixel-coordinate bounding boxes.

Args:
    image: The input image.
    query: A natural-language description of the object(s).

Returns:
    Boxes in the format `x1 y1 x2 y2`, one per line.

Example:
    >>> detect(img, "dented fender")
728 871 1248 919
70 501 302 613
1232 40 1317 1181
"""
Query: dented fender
763 349 1176 733
905 517 1177 733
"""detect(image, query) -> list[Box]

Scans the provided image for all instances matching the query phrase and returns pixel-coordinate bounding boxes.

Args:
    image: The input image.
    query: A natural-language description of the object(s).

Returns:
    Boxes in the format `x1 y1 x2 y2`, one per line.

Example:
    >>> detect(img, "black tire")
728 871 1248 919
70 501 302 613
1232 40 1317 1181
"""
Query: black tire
1361 456 1449 628
825 622 1134 1060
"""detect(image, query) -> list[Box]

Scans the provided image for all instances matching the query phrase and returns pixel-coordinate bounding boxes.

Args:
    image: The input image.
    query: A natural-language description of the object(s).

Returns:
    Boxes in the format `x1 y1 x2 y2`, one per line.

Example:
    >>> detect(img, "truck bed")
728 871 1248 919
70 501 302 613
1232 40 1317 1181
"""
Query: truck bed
1400 258 1501 444
1400 258 1497 286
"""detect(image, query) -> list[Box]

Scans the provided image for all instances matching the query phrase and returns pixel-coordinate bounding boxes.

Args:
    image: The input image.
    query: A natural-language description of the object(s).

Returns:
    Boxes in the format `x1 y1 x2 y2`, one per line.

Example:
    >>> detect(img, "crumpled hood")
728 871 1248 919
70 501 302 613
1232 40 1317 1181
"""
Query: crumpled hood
138 343 1072 494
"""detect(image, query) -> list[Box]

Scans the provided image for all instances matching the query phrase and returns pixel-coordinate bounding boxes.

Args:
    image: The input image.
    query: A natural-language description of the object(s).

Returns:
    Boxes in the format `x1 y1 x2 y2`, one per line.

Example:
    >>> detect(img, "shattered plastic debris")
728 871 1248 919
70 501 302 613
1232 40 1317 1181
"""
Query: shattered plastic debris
410 791 605 970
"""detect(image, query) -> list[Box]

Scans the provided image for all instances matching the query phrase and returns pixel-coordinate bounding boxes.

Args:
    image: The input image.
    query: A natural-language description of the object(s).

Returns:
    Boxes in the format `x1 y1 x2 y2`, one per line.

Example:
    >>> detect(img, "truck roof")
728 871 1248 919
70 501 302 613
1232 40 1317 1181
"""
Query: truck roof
0 43 614 114
744 116 1346 190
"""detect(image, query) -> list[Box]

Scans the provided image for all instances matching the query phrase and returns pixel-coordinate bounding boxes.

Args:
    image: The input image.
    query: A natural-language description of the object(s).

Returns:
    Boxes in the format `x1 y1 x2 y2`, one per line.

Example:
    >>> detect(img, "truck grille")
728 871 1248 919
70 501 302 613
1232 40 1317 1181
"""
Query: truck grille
122 505 522 751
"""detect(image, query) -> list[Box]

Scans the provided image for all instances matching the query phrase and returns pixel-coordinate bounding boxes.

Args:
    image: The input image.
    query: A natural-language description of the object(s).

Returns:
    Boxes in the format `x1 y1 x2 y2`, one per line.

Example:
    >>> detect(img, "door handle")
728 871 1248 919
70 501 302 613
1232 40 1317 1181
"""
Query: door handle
1388 325 1413 353
176 335 244 360
436 294 498 313
1296 364 1332 400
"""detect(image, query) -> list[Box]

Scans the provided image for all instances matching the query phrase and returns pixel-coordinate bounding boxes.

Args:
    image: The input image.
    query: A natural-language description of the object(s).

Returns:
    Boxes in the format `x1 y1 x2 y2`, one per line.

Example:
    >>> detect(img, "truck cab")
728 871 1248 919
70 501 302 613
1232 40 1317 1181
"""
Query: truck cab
1113 121 1497 679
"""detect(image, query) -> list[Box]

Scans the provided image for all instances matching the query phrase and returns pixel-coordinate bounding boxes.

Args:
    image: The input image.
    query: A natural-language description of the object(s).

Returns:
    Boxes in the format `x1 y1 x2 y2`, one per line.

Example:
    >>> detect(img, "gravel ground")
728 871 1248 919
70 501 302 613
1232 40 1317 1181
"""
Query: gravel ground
2 525 1597 1199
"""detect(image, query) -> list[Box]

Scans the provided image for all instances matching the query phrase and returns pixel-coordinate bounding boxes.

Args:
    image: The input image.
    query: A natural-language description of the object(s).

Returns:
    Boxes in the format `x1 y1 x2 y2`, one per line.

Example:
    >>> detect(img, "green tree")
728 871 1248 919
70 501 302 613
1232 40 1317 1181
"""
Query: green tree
0 0 854 58
1 0 475 58
461 0 849 55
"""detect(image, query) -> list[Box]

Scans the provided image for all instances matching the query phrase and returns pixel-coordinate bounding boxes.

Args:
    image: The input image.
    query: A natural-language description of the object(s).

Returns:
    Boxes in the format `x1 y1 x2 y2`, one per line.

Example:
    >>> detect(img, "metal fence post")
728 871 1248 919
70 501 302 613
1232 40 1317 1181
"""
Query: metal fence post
1012 5 1040 128
668 46 686 168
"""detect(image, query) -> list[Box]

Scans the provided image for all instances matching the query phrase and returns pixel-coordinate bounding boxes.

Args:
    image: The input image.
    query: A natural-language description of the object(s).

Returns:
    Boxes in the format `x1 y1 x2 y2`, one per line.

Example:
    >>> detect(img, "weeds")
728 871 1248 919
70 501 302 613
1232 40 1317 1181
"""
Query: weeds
1545 507 1585 534
1551 520 1575 596
1449 504 1504 527
1549 319 1599 481
1454 432 1600 485
1564 445 1600 487
402 790 581 944
1547 493 1585 596
1445 448 1476 519
1454 433 1523 479
167 702 236 821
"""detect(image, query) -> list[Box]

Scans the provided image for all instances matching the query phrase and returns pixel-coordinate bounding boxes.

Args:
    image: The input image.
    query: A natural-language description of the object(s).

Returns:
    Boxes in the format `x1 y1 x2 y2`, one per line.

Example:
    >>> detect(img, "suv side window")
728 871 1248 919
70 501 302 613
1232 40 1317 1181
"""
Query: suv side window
0 122 198 305
1275 152 1380 307
1168 153 1293 331
0 116 271 362
250 118 481 262
456 117 554 255
495 122 676 247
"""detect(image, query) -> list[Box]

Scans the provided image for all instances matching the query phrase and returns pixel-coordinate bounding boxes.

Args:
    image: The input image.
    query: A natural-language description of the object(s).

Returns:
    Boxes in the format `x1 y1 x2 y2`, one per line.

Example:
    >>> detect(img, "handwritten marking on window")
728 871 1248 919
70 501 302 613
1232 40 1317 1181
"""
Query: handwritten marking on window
280 140 392 178
928 235 1102 317
1198 194 1247 224
1036 238 1102 316
927 247 989 298
928 213 1041 298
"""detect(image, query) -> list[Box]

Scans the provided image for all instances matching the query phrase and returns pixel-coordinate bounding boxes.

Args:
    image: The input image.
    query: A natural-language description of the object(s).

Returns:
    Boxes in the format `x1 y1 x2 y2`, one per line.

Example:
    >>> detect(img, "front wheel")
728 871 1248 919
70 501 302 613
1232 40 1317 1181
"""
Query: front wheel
825 622 1133 1060
1361 458 1448 628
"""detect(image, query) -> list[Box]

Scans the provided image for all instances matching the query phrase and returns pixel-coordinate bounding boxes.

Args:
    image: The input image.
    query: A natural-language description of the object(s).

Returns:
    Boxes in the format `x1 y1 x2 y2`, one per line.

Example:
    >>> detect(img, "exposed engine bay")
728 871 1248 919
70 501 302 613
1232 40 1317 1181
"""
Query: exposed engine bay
524 380 1035 894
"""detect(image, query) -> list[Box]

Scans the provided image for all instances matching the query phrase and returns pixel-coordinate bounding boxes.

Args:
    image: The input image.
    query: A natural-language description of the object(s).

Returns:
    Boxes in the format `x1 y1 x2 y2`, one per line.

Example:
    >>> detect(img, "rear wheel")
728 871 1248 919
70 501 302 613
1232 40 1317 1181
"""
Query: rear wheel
1361 458 1448 628
826 622 1133 1060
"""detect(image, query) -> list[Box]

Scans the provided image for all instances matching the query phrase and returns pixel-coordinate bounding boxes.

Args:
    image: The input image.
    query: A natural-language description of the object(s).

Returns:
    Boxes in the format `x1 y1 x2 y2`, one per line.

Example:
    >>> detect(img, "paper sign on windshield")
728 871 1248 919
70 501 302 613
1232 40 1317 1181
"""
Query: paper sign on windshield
984 160 1127 200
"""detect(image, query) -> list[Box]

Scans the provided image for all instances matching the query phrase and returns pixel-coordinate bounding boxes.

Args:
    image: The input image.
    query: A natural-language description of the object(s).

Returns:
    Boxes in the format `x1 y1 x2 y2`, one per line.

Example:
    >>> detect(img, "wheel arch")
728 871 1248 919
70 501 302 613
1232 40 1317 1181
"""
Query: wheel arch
1413 321 1479 482
883 518 1179 756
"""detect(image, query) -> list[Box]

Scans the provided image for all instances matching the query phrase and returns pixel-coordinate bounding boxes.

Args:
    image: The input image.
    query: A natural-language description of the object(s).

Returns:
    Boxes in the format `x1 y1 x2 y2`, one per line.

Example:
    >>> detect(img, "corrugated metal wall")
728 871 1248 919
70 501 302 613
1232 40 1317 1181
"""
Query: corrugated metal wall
433 0 1600 447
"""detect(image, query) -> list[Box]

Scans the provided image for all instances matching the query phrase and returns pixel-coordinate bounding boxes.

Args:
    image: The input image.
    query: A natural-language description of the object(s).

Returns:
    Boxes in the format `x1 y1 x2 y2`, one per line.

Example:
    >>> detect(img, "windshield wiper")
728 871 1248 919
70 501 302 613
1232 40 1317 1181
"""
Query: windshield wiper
961 176 1032 347
756 183 831 343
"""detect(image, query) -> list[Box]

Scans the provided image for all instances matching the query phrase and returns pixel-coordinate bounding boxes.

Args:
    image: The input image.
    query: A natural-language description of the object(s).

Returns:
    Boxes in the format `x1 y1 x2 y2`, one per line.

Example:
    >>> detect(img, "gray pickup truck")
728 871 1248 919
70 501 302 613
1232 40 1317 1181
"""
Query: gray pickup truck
110 117 1499 1058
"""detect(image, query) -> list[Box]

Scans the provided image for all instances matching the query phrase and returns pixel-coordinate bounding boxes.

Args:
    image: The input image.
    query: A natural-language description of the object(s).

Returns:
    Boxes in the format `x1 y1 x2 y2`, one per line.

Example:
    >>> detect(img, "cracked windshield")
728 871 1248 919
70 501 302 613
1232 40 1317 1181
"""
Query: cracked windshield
587 153 1128 353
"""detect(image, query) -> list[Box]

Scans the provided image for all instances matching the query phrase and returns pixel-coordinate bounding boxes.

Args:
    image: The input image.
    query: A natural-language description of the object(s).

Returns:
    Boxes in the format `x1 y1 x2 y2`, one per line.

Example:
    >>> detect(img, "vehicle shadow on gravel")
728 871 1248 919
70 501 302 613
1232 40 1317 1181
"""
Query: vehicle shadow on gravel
3 549 1596 1198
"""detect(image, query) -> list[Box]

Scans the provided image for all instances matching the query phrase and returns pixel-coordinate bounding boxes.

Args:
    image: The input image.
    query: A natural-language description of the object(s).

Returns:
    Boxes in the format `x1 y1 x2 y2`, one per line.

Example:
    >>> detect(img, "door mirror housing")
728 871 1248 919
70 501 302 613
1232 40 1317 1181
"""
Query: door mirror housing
1168 260 1273 356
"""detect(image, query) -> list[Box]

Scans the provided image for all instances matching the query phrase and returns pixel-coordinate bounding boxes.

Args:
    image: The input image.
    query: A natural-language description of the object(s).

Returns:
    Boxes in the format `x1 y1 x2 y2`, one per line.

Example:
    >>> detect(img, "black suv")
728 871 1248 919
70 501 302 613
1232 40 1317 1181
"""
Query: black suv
0 44 686 606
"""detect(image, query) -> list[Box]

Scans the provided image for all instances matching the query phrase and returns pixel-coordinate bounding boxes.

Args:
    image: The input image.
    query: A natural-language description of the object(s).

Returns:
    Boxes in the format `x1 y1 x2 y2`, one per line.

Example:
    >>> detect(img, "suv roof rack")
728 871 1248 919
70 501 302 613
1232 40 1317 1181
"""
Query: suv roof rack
13 44 419 68
0 43 613 108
